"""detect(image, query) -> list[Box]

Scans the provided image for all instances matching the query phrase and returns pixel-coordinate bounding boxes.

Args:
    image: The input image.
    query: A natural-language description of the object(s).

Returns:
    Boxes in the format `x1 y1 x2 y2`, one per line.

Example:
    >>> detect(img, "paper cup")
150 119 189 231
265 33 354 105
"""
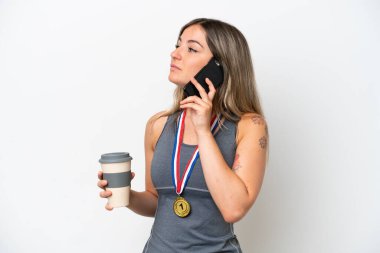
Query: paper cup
99 152 132 208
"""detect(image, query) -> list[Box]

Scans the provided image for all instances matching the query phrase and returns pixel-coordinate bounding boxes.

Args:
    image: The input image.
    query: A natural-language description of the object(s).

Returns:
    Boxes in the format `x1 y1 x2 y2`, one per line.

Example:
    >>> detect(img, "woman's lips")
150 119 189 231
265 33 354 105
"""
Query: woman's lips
170 64 181 70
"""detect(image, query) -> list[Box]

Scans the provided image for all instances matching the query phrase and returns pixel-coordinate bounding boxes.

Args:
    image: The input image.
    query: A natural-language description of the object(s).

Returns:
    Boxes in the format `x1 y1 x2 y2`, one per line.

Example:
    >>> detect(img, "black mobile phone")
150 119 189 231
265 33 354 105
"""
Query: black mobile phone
183 57 224 98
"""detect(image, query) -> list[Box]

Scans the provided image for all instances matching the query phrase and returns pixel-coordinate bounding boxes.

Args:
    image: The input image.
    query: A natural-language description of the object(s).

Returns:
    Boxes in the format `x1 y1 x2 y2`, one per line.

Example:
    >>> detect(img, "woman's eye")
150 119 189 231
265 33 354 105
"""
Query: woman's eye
174 44 197 53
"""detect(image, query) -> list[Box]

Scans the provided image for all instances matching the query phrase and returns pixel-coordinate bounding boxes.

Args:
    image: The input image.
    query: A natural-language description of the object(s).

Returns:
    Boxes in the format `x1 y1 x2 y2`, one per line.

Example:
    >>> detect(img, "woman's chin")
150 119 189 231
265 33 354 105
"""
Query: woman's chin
168 76 187 88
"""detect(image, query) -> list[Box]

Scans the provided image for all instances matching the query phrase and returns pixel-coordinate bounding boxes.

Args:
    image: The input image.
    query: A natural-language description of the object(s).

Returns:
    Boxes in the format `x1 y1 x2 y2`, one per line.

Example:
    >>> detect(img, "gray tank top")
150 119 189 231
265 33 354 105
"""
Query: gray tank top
143 112 243 253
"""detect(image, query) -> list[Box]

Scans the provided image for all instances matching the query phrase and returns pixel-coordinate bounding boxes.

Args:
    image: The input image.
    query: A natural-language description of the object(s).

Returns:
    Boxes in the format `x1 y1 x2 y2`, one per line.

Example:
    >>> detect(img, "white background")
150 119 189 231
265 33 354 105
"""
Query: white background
0 0 379 252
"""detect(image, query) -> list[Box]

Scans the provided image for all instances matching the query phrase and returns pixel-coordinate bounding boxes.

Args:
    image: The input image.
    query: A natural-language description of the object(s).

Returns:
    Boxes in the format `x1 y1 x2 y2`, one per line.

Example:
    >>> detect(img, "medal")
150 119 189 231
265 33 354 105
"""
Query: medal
173 196 191 217
171 109 220 218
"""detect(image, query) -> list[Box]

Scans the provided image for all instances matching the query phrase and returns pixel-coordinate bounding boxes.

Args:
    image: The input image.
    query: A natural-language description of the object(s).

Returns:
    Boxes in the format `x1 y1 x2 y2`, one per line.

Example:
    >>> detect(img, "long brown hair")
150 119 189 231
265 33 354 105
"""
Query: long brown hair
162 18 265 123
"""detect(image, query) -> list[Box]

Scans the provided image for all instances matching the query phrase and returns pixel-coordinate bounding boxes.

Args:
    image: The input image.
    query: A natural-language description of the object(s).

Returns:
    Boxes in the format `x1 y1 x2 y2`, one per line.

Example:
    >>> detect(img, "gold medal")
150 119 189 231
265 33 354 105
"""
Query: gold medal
173 196 191 218
171 111 220 218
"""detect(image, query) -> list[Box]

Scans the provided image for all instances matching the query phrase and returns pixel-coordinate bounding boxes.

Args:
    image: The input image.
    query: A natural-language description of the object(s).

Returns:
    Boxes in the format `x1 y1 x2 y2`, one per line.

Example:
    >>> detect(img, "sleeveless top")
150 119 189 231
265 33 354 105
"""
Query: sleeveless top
143 112 243 253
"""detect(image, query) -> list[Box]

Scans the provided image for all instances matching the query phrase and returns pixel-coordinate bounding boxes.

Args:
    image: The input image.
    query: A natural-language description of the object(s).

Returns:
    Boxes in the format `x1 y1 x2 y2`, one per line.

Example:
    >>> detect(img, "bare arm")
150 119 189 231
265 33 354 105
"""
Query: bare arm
197 113 268 223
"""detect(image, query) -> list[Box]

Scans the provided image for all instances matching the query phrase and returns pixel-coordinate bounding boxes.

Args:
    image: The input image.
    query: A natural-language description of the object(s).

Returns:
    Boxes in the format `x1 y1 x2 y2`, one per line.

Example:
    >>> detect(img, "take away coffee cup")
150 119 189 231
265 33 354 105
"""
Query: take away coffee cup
99 152 133 208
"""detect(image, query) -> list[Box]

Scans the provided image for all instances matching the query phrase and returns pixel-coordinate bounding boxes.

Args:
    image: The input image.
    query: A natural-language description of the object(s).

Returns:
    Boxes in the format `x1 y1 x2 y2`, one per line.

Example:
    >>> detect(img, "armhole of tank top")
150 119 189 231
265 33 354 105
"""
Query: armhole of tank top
153 114 172 150
234 120 238 151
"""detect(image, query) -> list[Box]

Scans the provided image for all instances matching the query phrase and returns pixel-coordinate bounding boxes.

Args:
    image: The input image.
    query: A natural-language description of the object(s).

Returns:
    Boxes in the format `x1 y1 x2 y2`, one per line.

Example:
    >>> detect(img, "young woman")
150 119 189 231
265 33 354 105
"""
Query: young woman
98 18 268 253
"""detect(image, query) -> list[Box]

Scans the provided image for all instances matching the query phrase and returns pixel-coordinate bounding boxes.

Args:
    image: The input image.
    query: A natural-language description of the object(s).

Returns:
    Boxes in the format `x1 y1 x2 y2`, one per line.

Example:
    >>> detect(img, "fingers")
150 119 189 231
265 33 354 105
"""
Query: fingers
180 95 208 107
99 190 112 198
105 203 114 211
179 100 203 111
98 170 134 211
179 77 215 113
205 78 217 101
180 94 211 113
97 179 108 189
190 77 216 101
190 77 209 100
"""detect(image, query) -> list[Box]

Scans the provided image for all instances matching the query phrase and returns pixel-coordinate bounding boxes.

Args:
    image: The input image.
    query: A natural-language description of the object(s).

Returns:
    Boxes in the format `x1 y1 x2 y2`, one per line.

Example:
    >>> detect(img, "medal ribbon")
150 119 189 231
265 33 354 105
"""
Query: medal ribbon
171 109 220 195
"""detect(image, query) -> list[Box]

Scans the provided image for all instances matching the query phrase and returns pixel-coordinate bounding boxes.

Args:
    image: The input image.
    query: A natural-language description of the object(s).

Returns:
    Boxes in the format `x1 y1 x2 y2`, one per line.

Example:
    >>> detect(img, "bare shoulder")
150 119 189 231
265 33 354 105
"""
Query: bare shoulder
145 111 169 150
147 111 169 134
147 111 168 129
236 113 268 148
238 113 267 128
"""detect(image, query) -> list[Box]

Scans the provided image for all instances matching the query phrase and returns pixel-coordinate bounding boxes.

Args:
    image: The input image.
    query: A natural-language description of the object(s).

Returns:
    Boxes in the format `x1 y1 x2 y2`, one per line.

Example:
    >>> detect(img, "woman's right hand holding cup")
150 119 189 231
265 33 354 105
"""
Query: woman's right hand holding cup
97 170 135 211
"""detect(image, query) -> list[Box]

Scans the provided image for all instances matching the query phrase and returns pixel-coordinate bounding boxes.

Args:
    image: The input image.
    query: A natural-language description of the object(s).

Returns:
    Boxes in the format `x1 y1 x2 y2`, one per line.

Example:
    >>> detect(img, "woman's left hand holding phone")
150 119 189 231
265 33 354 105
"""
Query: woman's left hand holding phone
179 76 217 135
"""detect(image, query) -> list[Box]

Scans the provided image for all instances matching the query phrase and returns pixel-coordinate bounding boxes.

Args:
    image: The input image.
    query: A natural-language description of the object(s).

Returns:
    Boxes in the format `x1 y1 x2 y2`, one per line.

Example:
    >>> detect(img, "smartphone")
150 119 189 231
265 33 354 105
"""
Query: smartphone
183 57 224 98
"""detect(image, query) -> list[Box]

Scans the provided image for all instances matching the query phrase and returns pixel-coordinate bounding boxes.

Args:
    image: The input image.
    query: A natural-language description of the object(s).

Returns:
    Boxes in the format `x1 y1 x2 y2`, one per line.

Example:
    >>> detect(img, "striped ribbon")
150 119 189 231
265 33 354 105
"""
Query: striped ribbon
171 109 220 195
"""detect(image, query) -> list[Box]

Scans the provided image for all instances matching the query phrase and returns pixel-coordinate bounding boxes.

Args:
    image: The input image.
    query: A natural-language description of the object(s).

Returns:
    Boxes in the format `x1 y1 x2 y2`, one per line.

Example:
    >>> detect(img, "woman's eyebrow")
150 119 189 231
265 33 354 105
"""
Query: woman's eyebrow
178 37 204 48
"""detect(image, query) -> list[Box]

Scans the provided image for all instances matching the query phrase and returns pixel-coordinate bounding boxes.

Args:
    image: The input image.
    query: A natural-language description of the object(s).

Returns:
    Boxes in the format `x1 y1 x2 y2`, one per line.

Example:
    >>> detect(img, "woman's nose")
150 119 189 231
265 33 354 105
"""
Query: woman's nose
170 47 182 60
